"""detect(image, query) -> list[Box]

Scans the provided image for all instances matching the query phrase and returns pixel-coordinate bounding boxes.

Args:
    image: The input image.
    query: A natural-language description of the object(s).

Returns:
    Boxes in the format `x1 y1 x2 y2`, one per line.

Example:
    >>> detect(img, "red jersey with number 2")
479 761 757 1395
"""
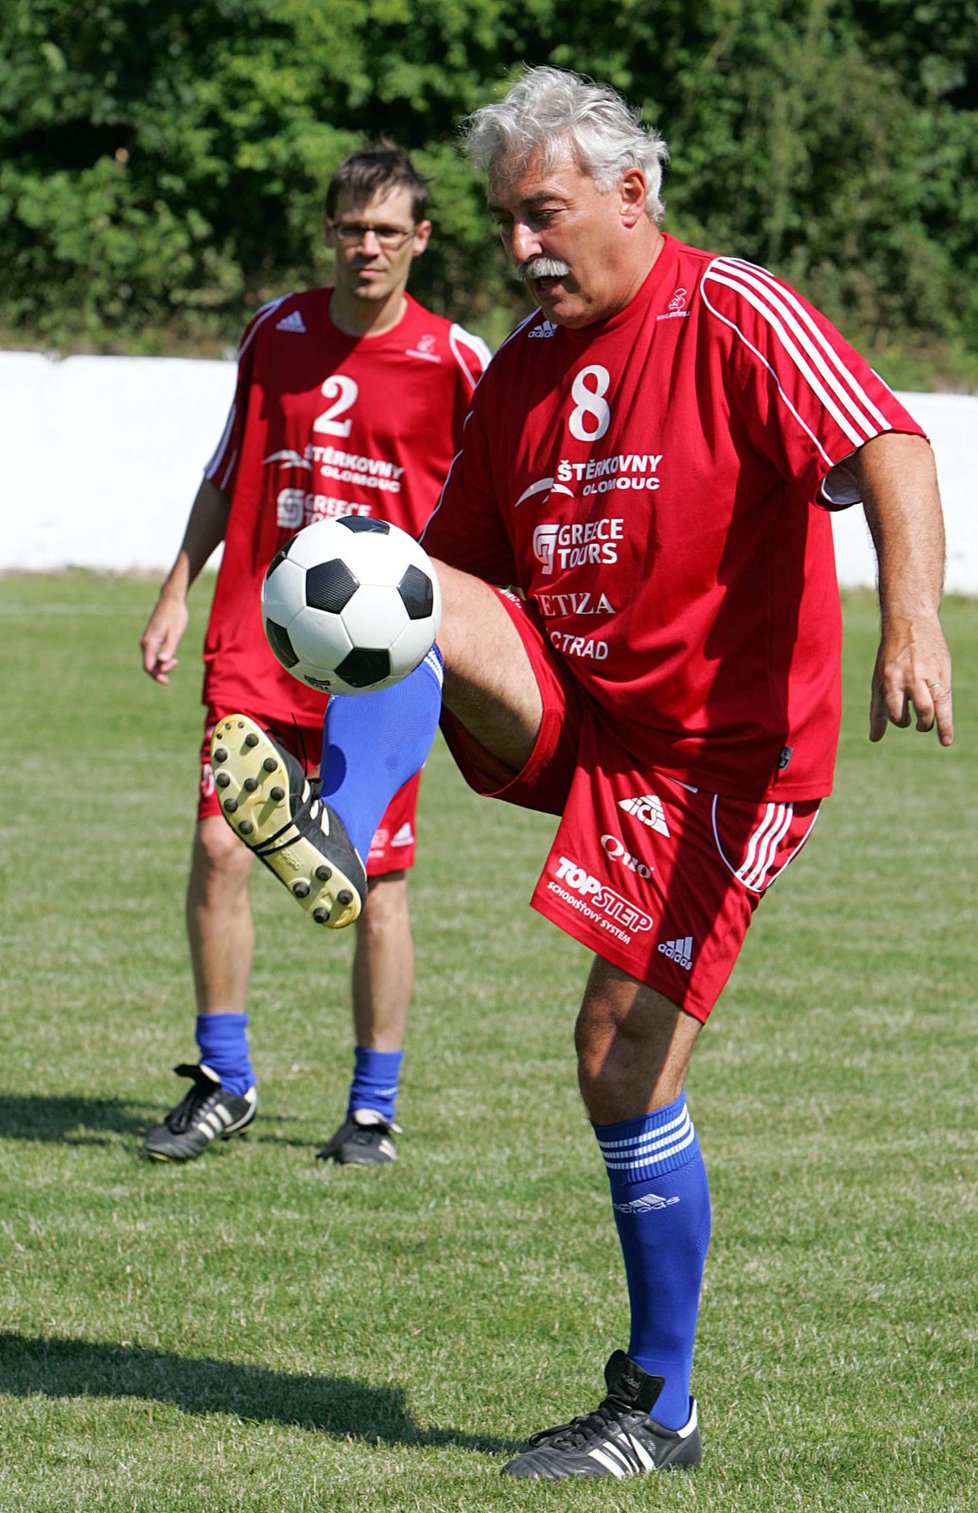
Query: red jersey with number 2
202 288 489 723
424 233 925 800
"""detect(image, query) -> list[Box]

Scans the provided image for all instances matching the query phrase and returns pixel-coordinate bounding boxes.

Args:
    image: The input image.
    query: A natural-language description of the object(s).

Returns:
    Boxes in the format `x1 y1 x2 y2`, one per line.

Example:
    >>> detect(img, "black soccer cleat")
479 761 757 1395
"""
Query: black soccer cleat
210 715 365 929
501 1351 701 1480
144 1062 257 1163
316 1110 400 1166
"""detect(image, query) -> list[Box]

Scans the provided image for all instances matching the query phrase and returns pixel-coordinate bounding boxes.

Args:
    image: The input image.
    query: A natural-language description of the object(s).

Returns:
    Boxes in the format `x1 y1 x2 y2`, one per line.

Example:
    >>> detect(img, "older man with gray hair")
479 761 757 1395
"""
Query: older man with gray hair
212 66 952 1479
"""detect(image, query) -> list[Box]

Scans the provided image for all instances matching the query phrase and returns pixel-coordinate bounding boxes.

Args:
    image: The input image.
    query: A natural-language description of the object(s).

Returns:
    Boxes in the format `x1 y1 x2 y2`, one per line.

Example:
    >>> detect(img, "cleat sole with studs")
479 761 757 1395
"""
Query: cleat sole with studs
210 715 363 929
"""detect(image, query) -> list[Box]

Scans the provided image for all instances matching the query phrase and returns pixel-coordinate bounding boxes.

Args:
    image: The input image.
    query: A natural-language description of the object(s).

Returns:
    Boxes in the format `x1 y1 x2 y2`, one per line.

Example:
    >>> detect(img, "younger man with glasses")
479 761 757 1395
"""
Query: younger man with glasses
140 144 489 1166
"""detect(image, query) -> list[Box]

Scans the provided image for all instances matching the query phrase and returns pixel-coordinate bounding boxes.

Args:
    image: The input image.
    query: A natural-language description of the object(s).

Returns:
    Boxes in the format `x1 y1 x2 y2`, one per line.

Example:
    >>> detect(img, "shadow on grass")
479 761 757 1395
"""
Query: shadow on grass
0 1333 521 1455
0 1094 152 1144
0 1094 335 1154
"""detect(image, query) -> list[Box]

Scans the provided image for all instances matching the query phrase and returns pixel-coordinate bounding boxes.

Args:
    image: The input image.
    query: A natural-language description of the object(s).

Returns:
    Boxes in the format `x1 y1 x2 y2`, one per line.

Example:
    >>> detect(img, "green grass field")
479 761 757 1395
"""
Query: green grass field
0 573 975 1513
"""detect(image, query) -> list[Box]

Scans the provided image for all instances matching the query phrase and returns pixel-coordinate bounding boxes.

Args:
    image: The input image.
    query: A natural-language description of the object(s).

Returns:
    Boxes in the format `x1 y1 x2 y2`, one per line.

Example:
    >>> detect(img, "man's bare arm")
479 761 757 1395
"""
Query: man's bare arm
853 431 953 746
140 477 231 684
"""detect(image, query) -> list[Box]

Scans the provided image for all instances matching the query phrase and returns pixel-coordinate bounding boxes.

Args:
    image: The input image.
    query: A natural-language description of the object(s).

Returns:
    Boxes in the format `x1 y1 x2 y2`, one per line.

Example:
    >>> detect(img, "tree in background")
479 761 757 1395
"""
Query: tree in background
2 0 976 386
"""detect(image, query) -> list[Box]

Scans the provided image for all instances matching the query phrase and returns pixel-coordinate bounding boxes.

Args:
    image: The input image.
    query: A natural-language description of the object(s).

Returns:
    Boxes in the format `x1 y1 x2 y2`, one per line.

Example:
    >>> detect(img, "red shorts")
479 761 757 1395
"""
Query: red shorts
440 595 820 1021
198 707 420 877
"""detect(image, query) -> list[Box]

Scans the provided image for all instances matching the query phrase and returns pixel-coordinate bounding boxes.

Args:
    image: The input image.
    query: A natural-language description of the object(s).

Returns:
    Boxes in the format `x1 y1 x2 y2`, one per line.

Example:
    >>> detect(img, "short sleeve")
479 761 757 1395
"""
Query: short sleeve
700 257 926 508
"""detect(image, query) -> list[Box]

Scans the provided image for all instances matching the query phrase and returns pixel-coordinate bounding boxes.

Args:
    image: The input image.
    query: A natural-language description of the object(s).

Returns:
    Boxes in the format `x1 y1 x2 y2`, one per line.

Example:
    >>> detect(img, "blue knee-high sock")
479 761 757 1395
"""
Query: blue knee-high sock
594 1093 711 1430
319 647 443 863
347 1046 403 1124
195 1013 255 1096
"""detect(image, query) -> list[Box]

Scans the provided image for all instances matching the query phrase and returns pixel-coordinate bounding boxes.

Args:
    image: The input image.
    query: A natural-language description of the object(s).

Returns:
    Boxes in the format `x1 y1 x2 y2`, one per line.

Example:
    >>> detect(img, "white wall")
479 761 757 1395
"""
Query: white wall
829 391 976 595
1 350 975 591
1 351 235 573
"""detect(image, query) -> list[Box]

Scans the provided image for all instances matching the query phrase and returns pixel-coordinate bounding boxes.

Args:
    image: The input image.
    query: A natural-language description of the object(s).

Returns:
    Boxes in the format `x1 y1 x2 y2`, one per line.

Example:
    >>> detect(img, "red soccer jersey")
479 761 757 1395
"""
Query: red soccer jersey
202 288 489 722
423 234 925 800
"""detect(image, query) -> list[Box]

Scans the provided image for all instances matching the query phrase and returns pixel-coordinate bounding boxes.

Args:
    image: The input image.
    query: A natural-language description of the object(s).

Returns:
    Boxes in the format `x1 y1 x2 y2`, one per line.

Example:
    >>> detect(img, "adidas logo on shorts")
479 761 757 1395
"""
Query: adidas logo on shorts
657 935 694 970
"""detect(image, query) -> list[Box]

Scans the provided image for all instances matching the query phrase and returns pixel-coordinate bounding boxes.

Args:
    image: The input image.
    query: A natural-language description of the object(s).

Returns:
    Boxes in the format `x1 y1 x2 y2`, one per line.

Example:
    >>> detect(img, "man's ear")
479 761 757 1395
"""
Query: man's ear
619 168 647 228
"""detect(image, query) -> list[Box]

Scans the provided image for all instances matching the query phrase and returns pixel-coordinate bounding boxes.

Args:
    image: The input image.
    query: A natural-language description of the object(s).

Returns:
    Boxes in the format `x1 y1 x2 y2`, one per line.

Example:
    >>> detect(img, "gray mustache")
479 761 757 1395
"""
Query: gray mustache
514 256 571 281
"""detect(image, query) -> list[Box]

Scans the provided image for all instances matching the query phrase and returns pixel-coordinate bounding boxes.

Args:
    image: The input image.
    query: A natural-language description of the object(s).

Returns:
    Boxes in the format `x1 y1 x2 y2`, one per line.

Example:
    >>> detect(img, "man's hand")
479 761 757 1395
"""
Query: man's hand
140 593 189 684
869 612 953 745
855 432 954 749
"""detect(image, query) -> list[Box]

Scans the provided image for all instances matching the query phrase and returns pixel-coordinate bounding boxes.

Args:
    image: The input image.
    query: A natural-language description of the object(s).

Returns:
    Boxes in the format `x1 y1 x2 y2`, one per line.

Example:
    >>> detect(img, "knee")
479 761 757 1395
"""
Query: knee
574 1001 628 1105
191 819 253 891
573 986 696 1124
358 873 409 938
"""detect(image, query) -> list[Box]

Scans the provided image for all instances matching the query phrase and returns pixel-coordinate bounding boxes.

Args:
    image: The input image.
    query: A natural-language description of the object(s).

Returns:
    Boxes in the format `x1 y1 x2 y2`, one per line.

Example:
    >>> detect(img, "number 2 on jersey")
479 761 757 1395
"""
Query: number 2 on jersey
314 374 359 438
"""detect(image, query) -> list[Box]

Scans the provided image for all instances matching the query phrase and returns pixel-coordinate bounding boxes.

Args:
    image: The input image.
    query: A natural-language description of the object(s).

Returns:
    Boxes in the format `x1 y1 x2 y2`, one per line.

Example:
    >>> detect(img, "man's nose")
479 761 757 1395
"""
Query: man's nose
510 221 543 264
358 228 383 254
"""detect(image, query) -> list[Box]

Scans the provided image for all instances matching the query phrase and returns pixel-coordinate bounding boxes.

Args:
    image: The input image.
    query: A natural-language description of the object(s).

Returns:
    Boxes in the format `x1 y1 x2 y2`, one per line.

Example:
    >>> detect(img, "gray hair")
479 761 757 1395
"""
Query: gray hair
461 66 668 224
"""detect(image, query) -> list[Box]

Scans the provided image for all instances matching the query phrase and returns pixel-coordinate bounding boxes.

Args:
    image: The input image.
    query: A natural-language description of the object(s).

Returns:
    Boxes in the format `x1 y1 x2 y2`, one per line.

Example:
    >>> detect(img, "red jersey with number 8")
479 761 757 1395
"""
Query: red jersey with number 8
423 234 925 800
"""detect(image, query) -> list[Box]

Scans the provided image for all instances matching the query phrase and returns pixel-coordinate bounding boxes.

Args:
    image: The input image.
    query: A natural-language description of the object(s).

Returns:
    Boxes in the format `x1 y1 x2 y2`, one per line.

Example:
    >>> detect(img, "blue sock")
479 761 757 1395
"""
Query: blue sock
320 647 443 863
195 1012 255 1096
594 1093 711 1430
347 1046 403 1124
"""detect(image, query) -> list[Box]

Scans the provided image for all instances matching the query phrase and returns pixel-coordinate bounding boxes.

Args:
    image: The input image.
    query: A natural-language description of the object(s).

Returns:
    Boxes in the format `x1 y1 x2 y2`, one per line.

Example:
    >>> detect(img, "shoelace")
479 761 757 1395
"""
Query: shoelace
347 1123 391 1146
528 1392 637 1448
166 1080 217 1134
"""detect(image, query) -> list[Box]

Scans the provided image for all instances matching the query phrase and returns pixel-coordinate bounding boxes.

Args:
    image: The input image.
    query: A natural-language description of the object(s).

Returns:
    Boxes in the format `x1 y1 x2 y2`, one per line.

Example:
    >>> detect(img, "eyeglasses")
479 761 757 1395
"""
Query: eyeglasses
327 220 416 251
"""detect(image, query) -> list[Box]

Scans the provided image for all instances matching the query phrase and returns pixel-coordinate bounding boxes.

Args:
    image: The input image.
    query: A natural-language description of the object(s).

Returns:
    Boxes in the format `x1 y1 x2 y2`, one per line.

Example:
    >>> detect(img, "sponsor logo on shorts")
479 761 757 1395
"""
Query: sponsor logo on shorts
618 794 670 837
612 1192 681 1214
546 855 654 945
391 822 414 847
657 935 694 971
600 834 653 878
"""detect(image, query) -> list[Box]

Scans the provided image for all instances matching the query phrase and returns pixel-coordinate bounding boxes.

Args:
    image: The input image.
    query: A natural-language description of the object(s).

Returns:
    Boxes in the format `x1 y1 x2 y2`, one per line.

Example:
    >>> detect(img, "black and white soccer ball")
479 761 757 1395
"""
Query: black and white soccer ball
261 517 441 695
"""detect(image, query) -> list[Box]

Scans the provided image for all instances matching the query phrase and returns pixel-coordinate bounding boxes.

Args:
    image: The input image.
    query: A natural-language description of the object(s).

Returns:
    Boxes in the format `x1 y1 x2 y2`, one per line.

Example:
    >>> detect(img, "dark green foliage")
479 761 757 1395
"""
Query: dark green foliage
2 0 976 383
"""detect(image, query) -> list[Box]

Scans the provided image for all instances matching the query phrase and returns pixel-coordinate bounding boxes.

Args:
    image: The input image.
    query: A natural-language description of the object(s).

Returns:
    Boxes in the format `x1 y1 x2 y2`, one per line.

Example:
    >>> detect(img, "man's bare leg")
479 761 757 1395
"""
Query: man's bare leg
575 957 701 1122
186 816 255 1013
352 872 413 1051
143 818 259 1160
434 562 543 773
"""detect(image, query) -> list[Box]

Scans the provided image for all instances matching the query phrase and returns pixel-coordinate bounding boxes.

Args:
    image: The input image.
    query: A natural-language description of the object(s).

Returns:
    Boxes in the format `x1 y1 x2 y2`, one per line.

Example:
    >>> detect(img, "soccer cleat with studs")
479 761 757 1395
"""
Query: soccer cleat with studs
500 1351 701 1480
144 1062 257 1162
316 1110 400 1166
210 715 365 928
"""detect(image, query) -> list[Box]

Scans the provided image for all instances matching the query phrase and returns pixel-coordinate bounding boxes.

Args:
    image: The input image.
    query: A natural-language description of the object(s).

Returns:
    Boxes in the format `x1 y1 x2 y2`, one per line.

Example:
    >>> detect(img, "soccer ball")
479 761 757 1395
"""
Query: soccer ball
261 517 441 695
